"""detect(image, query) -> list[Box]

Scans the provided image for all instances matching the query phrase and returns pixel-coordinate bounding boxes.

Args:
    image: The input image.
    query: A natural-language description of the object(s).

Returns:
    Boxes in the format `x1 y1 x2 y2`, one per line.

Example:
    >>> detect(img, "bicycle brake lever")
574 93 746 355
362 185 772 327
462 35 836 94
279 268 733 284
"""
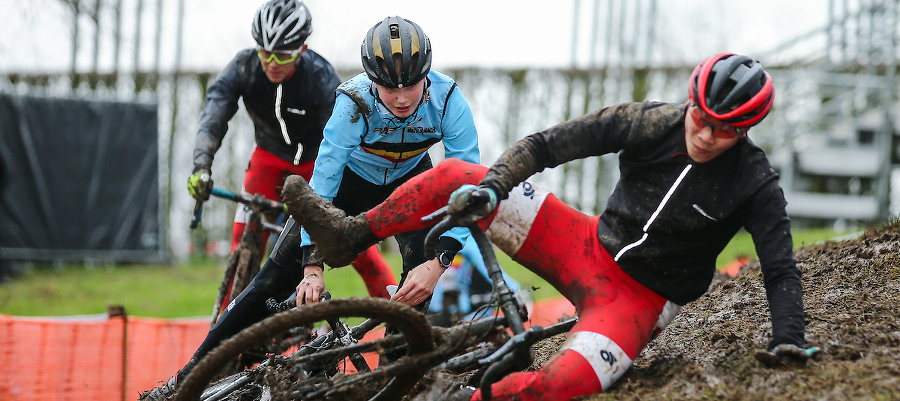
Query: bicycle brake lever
189 201 203 229
421 206 449 223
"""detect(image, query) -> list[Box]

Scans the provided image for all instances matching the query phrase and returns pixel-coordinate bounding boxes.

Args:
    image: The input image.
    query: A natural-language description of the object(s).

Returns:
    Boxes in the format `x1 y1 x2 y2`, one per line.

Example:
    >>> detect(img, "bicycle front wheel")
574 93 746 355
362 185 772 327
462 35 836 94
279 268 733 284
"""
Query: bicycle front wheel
174 298 434 401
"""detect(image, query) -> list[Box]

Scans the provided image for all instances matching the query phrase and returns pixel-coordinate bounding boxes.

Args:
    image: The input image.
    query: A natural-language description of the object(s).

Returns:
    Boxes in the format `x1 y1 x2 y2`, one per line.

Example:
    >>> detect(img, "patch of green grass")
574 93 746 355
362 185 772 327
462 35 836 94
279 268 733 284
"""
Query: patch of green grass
0 228 851 318
714 227 845 268
0 258 221 317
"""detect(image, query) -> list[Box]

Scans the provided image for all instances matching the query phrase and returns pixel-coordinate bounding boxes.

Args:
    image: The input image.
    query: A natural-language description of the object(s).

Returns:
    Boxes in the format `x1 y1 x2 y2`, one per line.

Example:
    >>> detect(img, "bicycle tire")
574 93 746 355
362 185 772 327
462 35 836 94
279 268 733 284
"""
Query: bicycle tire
229 246 257 305
211 214 265 326
210 249 240 326
174 298 434 401
228 215 266 305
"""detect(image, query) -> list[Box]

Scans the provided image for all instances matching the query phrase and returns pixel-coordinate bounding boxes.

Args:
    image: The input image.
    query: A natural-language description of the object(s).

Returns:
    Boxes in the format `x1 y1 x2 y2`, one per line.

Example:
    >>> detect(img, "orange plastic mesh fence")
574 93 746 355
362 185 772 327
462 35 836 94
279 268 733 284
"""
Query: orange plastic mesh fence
0 314 208 401
0 296 575 400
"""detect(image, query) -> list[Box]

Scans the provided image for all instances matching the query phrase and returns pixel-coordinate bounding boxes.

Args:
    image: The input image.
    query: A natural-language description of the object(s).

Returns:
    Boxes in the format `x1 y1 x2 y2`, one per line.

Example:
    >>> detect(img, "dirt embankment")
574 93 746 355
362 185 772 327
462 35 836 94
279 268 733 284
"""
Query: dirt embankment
212 221 899 401
571 222 900 400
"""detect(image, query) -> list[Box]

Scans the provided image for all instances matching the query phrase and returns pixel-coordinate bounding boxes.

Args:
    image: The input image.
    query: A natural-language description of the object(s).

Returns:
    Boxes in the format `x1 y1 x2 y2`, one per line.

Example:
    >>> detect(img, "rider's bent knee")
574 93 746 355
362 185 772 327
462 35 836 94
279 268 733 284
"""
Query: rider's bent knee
433 158 485 185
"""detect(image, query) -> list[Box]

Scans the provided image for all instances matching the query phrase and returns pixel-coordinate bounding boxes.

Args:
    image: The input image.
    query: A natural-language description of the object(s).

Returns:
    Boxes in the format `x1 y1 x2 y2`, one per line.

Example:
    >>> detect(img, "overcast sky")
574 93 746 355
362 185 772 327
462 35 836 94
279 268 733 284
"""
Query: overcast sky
1 0 828 73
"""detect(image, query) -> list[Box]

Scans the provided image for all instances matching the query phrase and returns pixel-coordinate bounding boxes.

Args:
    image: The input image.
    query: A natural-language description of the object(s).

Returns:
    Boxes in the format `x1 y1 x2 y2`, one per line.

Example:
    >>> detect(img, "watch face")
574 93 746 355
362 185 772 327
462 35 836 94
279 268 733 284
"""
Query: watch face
439 252 453 268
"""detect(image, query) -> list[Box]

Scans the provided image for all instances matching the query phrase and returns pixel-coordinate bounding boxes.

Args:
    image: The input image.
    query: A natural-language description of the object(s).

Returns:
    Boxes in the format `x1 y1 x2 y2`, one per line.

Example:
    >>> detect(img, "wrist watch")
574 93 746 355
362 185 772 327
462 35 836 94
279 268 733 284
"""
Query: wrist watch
437 251 453 269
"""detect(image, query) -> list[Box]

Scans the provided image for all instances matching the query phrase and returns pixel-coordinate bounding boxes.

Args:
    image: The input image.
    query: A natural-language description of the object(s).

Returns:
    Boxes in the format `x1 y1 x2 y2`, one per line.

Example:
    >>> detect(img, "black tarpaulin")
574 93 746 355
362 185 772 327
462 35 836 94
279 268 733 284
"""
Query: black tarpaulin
0 92 164 263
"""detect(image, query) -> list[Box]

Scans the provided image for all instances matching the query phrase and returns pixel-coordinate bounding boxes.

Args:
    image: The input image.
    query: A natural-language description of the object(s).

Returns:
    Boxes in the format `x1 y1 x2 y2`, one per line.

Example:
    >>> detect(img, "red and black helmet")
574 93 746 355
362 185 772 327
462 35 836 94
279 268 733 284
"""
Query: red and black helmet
688 53 774 128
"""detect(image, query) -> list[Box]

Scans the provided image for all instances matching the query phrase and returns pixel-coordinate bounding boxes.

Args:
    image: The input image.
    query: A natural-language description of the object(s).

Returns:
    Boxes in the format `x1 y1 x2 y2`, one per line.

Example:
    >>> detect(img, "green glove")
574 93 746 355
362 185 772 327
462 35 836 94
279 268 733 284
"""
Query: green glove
187 169 213 201
447 184 499 226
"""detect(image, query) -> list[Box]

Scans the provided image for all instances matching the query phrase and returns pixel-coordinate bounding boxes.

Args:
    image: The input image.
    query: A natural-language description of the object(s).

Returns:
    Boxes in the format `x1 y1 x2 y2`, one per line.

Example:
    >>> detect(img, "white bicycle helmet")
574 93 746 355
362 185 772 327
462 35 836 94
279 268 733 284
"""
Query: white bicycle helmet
251 0 312 51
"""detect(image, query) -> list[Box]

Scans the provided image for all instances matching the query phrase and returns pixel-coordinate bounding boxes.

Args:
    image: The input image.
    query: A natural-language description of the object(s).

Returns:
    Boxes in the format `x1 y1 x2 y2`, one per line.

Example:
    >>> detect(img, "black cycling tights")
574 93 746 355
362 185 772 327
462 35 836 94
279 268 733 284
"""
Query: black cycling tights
179 258 302 380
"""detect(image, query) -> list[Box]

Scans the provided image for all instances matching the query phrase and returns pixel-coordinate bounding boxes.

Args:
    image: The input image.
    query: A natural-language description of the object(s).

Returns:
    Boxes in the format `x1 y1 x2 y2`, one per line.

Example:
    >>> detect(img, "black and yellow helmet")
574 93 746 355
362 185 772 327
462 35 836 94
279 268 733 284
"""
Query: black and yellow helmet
361 16 432 88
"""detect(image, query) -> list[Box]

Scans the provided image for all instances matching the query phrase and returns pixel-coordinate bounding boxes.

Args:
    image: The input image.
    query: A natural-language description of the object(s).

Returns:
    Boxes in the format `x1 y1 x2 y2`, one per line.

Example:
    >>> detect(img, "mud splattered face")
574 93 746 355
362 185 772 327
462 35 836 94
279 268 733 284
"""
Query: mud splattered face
373 79 425 118
684 103 746 163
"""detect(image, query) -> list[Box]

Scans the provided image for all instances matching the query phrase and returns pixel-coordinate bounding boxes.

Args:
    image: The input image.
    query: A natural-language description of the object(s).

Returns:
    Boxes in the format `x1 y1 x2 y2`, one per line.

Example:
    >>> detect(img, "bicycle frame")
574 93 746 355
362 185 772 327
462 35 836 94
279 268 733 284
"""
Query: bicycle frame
177 202 580 401
190 188 288 326
422 209 538 398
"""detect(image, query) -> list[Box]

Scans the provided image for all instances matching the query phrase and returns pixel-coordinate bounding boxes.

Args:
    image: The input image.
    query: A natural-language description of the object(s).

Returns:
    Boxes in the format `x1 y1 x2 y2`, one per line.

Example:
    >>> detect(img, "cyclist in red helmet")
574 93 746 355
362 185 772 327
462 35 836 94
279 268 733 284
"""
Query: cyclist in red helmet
284 53 817 400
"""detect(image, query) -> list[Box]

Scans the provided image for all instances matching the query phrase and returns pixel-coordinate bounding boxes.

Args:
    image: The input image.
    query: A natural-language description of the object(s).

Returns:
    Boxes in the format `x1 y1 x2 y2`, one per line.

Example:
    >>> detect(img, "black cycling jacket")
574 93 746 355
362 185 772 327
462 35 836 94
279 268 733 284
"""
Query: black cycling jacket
192 48 342 173
481 101 805 347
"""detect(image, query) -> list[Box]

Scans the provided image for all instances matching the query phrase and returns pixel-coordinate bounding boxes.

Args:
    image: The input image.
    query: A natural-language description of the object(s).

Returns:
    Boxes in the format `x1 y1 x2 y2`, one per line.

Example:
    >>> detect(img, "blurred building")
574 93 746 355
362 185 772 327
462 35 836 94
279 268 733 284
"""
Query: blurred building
764 0 899 229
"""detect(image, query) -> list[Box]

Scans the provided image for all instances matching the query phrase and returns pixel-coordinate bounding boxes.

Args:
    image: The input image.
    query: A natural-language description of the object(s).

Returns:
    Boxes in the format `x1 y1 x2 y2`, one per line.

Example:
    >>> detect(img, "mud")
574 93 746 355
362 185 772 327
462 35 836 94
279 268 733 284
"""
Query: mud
413 221 900 400
183 221 900 401
335 85 371 124
281 175 379 267
579 221 900 400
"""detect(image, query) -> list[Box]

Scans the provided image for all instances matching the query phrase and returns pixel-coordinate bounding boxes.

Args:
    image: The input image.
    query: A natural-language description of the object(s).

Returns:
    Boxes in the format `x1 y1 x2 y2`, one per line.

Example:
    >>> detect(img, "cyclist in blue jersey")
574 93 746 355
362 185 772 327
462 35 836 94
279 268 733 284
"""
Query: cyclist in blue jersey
141 16 480 400
289 16 479 313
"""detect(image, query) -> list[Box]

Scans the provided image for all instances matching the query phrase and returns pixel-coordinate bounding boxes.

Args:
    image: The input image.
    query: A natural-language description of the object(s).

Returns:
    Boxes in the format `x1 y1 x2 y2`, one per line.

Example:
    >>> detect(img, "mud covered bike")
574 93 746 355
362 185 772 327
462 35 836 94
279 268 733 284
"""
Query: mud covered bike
191 187 287 326
173 206 578 401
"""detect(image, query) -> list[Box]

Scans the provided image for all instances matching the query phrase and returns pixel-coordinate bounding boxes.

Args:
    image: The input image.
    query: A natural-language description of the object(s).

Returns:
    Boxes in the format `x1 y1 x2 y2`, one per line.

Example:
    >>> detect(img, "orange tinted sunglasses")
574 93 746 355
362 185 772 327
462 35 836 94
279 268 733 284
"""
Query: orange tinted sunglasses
688 102 748 139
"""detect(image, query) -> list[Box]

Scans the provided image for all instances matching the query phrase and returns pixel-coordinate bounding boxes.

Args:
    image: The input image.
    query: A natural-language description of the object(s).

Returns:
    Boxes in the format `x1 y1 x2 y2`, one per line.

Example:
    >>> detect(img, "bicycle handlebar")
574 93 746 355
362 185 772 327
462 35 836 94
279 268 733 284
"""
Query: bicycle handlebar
209 188 287 212
189 201 204 229
266 291 332 314
189 187 288 230
423 211 529 335
424 204 544 396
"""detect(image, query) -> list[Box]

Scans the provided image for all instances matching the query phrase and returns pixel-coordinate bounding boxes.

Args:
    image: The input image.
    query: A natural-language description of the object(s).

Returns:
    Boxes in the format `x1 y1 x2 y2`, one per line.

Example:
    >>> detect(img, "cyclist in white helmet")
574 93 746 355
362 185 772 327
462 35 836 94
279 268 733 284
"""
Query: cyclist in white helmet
186 0 395 304
140 2 396 399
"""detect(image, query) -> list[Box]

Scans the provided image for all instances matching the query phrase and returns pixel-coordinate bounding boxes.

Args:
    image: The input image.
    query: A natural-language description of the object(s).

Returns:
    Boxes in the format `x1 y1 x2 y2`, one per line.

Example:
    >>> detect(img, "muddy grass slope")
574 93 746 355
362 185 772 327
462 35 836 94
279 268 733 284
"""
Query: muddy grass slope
572 222 900 400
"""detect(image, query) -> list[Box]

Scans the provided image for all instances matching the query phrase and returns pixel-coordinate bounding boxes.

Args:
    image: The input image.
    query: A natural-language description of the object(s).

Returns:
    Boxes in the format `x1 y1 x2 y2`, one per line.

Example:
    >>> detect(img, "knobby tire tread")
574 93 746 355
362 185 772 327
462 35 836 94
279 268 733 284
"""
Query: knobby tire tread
174 298 433 401
230 247 254 304
230 213 265 307
211 214 264 326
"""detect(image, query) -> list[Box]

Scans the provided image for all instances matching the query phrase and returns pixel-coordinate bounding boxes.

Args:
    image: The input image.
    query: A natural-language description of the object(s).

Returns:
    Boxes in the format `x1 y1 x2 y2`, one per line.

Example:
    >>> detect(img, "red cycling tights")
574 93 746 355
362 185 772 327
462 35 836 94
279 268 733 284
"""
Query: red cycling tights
364 158 678 400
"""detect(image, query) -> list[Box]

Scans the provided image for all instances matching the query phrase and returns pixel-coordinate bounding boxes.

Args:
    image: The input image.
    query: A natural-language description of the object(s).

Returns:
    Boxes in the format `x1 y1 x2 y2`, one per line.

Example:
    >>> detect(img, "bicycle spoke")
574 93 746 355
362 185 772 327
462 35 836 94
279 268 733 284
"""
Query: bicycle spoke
174 298 434 401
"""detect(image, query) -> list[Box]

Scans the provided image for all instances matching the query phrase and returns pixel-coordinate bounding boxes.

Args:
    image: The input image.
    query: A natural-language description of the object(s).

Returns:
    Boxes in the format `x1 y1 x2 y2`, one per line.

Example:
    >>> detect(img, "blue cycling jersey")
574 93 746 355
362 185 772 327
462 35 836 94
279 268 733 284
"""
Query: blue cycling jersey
301 71 480 247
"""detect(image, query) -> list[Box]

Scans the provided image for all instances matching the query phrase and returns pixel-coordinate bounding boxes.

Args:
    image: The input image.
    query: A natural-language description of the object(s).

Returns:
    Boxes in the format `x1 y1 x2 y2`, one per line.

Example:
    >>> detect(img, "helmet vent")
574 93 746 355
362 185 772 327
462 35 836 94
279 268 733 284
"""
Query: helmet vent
688 52 774 127
361 16 432 88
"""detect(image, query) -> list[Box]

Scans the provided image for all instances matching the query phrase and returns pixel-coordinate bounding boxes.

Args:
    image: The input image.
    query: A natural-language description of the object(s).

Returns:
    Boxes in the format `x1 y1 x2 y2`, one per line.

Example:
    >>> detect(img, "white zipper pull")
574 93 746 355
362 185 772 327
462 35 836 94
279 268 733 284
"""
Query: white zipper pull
275 84 291 145
293 145 303 165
